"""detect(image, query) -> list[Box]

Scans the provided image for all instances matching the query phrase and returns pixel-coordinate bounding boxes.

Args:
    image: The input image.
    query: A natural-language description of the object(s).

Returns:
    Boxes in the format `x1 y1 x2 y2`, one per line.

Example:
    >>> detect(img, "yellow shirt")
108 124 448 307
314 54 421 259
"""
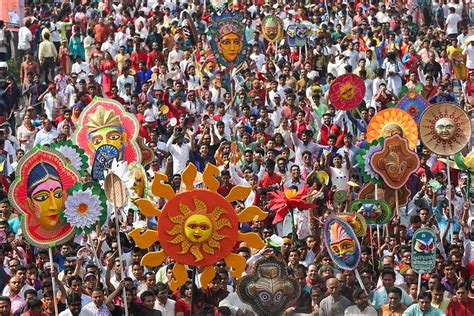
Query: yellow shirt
379 304 407 316
431 298 450 313
447 45 463 60
38 40 57 62
114 53 130 75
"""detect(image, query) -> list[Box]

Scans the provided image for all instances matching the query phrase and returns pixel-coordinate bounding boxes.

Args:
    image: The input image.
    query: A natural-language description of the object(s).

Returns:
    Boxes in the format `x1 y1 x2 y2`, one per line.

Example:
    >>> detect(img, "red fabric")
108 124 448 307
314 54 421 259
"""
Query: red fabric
446 297 474 316
258 172 282 188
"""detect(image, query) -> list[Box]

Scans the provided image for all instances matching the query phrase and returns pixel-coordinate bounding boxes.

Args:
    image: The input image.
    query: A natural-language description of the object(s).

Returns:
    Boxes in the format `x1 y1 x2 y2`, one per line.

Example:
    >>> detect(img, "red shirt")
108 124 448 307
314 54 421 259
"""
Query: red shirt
259 172 282 188
446 298 474 316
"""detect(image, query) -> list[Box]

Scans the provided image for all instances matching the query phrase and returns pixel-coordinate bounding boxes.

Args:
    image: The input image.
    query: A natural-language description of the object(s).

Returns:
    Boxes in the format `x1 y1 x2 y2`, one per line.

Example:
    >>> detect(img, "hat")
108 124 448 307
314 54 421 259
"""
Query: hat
87 72 94 77
27 105 34 110
48 84 56 89
84 273 97 280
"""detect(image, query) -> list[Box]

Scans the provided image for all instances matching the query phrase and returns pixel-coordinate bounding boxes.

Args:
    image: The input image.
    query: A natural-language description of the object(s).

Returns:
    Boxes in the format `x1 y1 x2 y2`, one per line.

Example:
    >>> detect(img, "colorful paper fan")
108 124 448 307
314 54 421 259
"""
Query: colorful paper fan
336 212 367 237
329 74 365 110
61 182 107 234
268 186 316 224
370 135 420 190
315 170 329 185
366 108 418 149
419 102 472 156
355 138 383 184
237 256 300 315
396 90 429 123
348 200 392 225
73 97 141 181
8 146 80 249
323 216 361 270
261 15 284 43
128 163 268 290
51 140 89 174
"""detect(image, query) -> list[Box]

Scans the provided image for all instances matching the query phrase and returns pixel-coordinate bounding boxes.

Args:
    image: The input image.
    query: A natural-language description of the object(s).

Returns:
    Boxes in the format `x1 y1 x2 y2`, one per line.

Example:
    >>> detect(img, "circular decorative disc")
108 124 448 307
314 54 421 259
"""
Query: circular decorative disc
419 102 471 156
158 189 238 266
329 74 366 110
366 108 419 149
334 190 349 203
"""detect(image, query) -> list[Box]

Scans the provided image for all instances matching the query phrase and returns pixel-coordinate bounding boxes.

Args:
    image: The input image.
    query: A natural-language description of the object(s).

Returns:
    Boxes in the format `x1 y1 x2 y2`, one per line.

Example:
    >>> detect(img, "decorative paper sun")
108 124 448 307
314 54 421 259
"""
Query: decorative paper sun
419 102 471 156
366 108 418 149
129 163 267 290
329 74 365 110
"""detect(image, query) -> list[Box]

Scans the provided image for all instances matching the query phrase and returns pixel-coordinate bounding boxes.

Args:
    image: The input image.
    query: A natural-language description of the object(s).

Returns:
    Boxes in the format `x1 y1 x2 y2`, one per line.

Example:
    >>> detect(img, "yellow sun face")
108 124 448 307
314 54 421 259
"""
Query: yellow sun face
184 214 213 243
161 192 237 265
128 163 268 291
366 108 418 149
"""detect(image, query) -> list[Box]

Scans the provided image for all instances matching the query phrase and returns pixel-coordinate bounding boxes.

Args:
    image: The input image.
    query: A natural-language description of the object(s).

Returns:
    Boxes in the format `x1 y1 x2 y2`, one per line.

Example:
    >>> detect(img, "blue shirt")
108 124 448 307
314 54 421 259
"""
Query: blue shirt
402 303 444 316
136 69 152 93
372 287 413 310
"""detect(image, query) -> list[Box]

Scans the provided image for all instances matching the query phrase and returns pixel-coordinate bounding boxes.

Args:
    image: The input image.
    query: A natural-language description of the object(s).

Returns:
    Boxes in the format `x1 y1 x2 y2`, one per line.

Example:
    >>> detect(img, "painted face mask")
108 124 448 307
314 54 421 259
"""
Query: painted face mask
324 216 361 270
412 228 436 274
348 200 392 225
261 15 284 43
419 102 471 156
208 9 247 68
371 135 419 189
10 147 80 249
74 99 141 181
237 256 300 315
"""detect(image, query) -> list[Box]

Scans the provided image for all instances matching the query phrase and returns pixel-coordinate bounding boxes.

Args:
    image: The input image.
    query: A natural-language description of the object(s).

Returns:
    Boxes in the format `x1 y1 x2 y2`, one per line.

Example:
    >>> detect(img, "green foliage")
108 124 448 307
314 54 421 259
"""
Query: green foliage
6 59 20 83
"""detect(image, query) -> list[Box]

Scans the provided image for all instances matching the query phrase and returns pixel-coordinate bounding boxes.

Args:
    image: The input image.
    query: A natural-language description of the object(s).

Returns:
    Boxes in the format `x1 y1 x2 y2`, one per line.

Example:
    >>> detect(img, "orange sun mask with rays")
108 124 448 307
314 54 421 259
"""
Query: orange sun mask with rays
339 82 355 101
128 163 268 291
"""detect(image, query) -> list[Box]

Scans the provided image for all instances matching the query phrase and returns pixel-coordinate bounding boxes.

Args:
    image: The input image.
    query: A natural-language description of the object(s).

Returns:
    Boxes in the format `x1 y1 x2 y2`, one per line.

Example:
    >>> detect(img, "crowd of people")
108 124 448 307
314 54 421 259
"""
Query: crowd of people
0 0 473 315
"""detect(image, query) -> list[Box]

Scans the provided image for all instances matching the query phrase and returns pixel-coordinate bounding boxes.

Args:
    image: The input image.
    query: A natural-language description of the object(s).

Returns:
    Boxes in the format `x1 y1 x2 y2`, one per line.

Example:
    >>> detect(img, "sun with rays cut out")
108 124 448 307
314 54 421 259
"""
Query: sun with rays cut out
129 163 267 290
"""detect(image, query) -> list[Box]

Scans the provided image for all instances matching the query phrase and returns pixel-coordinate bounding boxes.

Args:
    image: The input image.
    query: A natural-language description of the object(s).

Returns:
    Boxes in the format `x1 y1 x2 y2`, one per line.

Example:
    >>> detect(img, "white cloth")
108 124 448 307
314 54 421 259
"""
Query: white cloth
445 13 462 35
345 305 378 315
34 129 59 146
18 26 32 50
463 44 474 69
166 135 192 174
154 299 176 316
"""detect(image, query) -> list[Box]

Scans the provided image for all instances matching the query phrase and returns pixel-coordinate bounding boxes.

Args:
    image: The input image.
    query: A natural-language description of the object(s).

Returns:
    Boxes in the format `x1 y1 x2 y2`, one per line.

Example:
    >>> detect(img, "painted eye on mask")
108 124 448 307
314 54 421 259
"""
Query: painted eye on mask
258 291 271 302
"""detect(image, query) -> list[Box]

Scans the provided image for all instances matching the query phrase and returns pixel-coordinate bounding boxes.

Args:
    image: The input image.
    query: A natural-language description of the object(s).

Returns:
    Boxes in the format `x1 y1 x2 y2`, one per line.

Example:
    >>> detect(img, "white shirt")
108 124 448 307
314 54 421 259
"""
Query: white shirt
446 13 462 35
71 62 90 83
117 75 135 96
81 302 111 316
18 26 32 50
463 44 474 69
345 305 378 315
154 299 176 316
59 309 86 316
166 135 192 174
34 128 59 146
330 166 349 191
